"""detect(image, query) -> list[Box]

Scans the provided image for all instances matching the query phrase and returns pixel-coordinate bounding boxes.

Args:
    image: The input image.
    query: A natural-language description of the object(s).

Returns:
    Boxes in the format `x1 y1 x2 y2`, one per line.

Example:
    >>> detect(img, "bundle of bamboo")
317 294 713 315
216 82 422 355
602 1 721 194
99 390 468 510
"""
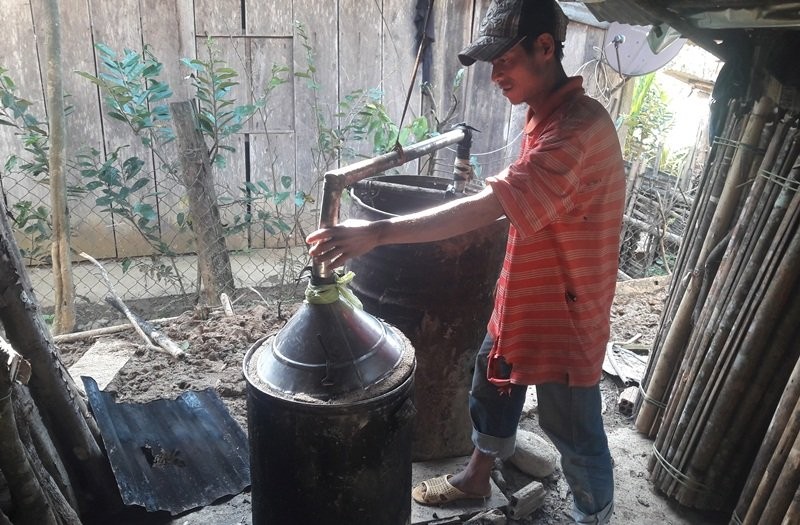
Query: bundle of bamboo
633 95 800 515
734 356 800 523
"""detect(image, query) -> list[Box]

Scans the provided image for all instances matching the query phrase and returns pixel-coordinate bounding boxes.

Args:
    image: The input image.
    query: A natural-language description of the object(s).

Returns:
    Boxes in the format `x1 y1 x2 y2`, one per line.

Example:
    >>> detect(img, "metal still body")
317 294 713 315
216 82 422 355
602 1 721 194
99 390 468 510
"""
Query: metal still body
243 299 416 525
347 175 508 461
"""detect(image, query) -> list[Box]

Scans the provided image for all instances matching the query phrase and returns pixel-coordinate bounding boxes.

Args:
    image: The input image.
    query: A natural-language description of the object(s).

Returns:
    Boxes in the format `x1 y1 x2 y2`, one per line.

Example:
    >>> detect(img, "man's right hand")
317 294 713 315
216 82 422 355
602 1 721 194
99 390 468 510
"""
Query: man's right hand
306 219 382 269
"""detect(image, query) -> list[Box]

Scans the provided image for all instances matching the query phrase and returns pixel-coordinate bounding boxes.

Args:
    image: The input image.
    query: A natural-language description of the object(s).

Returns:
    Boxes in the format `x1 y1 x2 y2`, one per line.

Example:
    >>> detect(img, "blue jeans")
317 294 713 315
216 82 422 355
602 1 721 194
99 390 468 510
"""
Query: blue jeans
469 334 614 523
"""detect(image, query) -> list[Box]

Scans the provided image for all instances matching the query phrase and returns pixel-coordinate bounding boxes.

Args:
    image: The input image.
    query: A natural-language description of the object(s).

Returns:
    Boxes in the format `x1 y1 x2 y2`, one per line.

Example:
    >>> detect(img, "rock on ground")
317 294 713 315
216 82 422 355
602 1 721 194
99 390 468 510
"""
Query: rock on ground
510 428 559 478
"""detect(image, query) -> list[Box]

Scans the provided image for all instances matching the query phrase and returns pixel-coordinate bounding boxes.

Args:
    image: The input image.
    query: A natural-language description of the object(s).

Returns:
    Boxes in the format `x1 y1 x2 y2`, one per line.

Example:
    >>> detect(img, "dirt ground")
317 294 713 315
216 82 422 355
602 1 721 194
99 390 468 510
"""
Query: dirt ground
55 276 727 525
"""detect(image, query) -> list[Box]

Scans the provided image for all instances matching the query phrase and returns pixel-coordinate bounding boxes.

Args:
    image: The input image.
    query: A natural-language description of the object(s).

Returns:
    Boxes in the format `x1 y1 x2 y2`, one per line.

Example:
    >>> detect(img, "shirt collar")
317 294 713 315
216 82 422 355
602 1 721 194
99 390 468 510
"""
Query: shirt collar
524 76 585 134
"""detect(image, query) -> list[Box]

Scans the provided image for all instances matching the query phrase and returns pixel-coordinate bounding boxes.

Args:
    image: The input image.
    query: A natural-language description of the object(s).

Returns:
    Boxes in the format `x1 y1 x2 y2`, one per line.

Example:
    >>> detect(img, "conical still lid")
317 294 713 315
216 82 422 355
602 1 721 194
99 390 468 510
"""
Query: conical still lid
252 290 408 401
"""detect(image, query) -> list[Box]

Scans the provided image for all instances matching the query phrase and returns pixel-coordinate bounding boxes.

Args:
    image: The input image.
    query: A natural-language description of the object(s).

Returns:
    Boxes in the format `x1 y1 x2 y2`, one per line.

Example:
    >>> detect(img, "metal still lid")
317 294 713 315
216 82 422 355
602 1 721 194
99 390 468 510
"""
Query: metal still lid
248 286 410 401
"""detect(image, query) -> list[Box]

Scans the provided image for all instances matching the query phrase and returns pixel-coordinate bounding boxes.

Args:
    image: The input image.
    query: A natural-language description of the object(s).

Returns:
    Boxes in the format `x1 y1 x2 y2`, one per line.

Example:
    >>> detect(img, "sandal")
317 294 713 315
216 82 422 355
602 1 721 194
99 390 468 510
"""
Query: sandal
411 474 491 506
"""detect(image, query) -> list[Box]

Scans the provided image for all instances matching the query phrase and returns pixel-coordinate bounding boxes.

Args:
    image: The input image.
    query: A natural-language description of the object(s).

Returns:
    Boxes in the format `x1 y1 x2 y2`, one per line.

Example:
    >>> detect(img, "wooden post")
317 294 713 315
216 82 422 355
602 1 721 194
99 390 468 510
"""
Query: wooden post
42 0 75 334
170 101 235 305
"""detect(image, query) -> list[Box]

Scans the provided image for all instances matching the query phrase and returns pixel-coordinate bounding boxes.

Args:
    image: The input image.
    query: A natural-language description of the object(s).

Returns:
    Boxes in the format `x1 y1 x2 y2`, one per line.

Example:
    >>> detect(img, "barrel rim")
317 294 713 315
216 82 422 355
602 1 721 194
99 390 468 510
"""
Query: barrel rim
243 334 416 410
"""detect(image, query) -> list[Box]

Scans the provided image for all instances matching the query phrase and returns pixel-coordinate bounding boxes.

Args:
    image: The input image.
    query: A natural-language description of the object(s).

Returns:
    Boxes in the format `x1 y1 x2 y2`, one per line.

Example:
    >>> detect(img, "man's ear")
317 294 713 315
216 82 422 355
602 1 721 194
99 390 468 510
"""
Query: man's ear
537 33 557 60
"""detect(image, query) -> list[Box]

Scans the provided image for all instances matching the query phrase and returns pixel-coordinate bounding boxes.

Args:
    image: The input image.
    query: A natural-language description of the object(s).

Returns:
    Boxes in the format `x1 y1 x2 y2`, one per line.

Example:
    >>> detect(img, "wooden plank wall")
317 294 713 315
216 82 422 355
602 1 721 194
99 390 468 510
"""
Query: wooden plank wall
0 0 611 259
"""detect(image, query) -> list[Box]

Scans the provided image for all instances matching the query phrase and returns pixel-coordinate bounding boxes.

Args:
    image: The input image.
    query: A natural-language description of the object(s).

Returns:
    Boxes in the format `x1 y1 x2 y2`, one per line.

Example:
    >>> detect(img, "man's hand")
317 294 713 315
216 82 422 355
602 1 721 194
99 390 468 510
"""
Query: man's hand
306 219 380 269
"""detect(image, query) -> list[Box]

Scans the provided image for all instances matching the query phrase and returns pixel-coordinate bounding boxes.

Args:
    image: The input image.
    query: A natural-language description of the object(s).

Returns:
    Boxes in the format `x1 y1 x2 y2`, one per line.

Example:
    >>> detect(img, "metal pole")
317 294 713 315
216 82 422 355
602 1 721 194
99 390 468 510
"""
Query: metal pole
314 126 468 280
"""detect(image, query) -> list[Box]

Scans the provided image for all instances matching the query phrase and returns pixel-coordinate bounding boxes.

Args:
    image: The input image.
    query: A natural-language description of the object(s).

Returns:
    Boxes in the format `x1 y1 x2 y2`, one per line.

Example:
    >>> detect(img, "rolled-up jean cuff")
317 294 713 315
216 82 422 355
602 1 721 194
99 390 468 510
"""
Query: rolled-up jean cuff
572 499 614 524
472 427 517 459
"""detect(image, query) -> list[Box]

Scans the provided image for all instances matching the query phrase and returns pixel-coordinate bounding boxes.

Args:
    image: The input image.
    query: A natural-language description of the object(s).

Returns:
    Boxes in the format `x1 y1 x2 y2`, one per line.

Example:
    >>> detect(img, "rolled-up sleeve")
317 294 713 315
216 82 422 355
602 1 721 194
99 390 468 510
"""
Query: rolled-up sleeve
486 122 585 238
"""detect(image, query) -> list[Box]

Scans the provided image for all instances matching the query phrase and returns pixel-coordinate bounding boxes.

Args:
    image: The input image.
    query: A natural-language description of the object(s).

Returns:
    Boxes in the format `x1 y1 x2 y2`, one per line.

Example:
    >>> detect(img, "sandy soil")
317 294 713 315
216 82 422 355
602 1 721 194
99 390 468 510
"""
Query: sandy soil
55 276 726 525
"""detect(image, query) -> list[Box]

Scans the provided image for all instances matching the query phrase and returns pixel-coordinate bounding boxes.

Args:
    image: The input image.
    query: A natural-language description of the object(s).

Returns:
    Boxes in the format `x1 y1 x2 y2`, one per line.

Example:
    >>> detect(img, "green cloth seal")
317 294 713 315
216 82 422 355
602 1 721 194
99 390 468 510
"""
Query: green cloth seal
305 271 364 310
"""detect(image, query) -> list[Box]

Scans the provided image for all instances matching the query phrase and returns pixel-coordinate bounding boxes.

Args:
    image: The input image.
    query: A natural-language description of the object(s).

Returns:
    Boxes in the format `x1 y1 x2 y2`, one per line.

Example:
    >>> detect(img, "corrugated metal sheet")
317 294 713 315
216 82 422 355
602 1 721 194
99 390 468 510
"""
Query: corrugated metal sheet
83 377 250 515
579 0 656 27
581 0 800 28
578 0 800 61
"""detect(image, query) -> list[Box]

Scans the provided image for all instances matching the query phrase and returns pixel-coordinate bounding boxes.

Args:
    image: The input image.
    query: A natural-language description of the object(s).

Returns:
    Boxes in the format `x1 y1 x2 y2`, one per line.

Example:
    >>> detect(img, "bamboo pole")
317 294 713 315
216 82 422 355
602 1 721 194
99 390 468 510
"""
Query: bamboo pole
758 428 800 524
644 100 774 461
634 108 739 419
709 288 800 511
655 152 798 504
735 339 800 522
635 108 750 435
644 103 800 514
696 97 772 285
679 183 800 507
679 152 798 463
698 163 800 455
782 484 800 525
652 153 800 513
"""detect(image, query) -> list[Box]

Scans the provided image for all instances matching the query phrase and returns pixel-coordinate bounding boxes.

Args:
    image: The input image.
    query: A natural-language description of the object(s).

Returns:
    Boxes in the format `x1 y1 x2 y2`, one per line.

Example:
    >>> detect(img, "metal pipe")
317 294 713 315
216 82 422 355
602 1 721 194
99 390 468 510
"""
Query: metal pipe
313 126 468 280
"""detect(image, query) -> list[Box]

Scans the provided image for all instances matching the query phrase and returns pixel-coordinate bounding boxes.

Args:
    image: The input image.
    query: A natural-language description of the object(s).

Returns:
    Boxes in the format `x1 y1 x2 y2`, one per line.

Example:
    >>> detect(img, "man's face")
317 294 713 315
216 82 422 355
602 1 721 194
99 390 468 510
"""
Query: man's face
490 37 548 106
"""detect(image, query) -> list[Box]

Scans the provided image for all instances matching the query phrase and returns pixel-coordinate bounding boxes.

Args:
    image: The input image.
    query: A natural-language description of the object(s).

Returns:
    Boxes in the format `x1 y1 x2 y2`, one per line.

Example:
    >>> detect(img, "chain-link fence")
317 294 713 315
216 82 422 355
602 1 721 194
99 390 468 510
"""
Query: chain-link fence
9 157 699 316
14 175 314 311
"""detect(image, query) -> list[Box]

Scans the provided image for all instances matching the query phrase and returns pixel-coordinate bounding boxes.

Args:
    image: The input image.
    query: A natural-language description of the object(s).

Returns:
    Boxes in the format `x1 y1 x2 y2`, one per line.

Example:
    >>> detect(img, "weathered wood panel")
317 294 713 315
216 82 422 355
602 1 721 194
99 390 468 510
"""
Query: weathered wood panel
381 0 419 133
89 0 159 258
245 0 293 36
0 0 49 258
464 0 515 180
292 0 339 234
140 0 198 254
195 0 243 37
381 0 421 175
425 0 474 178
214 133 248 251
339 0 383 161
247 37 294 134
5 0 575 263
141 0 196 100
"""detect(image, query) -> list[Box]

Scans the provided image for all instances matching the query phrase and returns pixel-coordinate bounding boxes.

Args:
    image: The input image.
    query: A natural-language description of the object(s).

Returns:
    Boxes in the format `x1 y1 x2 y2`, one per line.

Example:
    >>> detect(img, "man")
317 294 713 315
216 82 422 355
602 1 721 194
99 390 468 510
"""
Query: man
306 0 625 522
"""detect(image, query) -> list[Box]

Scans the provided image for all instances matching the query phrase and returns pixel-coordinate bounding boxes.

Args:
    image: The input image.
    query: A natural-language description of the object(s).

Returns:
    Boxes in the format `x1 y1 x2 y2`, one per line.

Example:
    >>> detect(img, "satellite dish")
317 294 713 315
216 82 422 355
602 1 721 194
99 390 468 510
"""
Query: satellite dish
604 22 686 76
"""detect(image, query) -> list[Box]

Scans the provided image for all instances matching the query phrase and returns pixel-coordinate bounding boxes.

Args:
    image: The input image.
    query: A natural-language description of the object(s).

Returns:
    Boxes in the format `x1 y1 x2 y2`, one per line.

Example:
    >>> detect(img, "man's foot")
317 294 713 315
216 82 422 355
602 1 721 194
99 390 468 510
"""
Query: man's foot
411 474 491 505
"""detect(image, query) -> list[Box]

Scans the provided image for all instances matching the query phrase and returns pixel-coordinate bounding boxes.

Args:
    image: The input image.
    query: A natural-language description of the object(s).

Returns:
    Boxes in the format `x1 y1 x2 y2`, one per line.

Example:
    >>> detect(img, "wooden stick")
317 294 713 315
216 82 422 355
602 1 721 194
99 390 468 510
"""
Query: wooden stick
53 316 181 343
654 129 792 503
79 252 184 358
220 293 234 316
103 296 184 358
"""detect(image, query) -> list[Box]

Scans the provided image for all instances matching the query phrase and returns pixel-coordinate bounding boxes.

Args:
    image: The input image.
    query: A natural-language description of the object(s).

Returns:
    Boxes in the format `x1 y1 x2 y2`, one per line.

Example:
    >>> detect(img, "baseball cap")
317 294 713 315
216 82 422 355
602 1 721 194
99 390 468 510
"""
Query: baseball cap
458 0 569 66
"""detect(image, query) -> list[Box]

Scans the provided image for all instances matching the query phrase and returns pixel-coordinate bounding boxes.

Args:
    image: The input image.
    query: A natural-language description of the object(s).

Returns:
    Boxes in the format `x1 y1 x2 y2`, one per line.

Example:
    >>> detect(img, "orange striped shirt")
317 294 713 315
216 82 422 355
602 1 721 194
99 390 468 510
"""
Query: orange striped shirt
485 77 625 387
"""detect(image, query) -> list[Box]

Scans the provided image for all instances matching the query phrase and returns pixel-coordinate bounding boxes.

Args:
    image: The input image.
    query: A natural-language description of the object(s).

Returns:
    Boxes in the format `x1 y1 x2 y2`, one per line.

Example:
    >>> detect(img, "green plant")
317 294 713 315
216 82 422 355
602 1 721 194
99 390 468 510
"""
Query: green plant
1 68 56 262
419 68 478 178
295 22 430 169
421 67 466 133
75 146 186 293
181 38 271 168
10 200 52 265
229 178 294 236
77 44 175 172
1 67 50 180
343 88 430 156
623 74 674 164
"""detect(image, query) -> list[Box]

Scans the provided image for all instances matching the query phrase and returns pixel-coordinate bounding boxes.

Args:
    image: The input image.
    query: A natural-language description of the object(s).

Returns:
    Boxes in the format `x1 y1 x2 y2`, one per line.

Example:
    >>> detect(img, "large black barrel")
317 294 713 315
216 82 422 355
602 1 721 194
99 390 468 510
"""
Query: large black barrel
347 175 507 460
244 297 416 525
